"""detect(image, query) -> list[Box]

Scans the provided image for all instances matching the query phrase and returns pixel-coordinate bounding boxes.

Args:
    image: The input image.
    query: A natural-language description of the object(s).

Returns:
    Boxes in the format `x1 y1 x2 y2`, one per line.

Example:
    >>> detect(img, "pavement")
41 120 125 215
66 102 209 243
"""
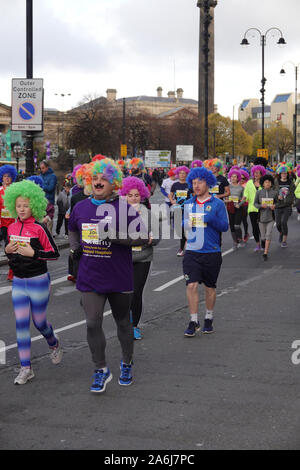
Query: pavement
1 244 300 450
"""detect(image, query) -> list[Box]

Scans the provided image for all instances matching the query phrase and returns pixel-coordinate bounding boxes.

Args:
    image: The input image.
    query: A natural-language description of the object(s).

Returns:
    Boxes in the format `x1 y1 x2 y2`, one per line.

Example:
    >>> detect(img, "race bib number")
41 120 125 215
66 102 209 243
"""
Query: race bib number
1 208 11 218
132 246 142 252
82 223 99 244
262 198 274 206
228 196 239 203
189 213 207 228
210 185 219 194
10 235 31 247
176 190 188 199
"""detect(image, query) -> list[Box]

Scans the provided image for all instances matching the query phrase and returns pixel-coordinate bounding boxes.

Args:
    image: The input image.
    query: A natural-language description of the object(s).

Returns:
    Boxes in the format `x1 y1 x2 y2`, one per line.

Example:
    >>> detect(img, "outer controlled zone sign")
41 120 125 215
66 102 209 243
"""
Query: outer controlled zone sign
11 78 43 131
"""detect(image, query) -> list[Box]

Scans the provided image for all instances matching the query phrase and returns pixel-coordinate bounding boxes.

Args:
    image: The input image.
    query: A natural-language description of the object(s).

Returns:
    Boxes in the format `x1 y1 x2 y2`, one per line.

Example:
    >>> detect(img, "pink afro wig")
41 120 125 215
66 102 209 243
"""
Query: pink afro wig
239 169 250 182
251 165 266 178
119 176 150 201
175 165 190 176
295 164 300 177
228 168 241 182
191 160 203 168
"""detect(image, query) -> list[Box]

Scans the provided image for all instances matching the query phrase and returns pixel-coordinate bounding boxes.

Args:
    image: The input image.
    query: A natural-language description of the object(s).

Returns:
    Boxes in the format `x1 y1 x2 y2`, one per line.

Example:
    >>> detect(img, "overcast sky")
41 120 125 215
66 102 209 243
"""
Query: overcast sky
1 0 299 117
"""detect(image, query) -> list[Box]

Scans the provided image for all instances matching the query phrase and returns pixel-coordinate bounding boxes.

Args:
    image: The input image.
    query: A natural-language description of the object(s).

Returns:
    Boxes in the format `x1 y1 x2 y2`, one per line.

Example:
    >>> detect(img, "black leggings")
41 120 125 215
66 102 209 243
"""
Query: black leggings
81 291 133 369
56 214 68 235
228 208 243 243
131 261 151 327
249 212 260 243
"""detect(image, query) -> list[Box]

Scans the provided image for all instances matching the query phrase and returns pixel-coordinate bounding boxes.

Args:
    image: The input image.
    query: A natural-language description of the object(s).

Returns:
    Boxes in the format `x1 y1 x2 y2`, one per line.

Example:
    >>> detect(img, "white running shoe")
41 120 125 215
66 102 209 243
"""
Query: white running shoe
14 367 35 385
50 336 63 365
297 214 300 221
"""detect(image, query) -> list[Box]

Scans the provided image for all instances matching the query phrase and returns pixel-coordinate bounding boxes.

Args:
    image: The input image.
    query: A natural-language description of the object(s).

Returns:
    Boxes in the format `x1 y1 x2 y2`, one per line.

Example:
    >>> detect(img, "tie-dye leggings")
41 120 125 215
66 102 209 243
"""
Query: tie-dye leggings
12 273 57 367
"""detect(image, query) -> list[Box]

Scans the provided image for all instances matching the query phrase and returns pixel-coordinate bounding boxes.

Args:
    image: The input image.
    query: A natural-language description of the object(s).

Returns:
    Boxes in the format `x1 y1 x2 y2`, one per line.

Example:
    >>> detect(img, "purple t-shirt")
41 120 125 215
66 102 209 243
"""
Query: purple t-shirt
68 197 143 293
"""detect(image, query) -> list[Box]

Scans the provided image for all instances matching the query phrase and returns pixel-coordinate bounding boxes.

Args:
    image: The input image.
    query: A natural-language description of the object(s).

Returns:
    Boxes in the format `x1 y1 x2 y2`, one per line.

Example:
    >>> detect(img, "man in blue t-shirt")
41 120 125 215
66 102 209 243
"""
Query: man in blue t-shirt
182 167 229 337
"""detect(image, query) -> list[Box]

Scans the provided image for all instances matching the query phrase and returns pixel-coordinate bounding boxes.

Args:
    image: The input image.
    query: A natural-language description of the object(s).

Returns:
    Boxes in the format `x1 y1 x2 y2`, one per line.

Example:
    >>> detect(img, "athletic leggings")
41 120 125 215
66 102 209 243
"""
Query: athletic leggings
228 208 243 243
131 261 151 327
275 207 291 236
12 273 57 368
81 291 133 369
249 212 260 243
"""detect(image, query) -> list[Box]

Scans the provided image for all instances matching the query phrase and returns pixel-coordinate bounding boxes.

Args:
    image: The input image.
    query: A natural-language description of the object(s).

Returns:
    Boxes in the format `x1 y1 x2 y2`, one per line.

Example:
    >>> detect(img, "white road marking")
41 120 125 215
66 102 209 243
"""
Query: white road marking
0 310 112 355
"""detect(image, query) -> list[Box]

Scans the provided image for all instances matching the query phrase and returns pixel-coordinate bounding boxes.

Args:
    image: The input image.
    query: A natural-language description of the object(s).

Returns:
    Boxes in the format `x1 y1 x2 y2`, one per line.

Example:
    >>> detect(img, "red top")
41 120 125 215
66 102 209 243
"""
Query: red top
0 186 15 228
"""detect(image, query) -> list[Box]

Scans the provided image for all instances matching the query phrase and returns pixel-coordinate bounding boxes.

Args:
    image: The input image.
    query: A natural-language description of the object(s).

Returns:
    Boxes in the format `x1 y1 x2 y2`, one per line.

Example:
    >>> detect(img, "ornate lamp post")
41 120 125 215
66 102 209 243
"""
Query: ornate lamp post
241 27 286 149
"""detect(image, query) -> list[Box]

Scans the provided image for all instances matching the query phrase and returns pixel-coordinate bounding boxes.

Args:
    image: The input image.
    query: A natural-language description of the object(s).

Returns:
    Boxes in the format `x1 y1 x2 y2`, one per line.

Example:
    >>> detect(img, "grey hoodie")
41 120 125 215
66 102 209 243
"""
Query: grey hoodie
254 188 278 223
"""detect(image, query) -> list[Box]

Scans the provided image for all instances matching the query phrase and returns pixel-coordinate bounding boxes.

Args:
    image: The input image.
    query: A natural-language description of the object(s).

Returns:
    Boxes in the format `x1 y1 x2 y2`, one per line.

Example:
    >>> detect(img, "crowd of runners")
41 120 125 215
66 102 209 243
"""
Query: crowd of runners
0 153 300 391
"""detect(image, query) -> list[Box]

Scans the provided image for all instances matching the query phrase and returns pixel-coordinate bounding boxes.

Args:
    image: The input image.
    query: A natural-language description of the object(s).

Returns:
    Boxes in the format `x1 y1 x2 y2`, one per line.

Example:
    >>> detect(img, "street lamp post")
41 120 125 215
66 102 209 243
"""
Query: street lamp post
25 0 34 176
241 27 286 149
280 61 300 166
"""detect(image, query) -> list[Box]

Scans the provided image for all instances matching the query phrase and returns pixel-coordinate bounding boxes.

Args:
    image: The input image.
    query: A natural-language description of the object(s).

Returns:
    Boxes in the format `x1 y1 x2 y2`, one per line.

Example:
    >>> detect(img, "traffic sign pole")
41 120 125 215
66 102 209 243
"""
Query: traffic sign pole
25 0 34 176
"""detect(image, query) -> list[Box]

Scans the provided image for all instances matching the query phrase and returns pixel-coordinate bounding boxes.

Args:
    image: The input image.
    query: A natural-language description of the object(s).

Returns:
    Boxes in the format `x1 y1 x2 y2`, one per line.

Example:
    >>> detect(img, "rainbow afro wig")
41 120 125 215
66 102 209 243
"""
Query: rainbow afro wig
129 158 145 172
72 164 82 183
191 160 203 168
75 163 93 188
175 166 190 177
228 168 241 182
119 176 150 201
27 175 45 189
204 158 223 174
91 158 123 190
187 167 216 190
276 163 289 175
251 165 266 178
0 165 18 184
3 180 47 221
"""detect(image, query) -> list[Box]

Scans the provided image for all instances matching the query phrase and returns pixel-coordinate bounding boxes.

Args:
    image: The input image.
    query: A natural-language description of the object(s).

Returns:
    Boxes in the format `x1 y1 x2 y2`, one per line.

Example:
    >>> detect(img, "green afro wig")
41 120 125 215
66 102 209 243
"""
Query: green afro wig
3 180 48 221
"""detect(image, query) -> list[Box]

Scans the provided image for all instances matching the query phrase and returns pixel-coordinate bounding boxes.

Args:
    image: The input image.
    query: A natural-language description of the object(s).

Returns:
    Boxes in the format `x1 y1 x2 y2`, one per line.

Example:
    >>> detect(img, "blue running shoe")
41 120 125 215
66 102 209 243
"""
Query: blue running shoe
90 368 112 393
202 319 214 334
119 361 133 386
184 321 200 337
133 327 142 340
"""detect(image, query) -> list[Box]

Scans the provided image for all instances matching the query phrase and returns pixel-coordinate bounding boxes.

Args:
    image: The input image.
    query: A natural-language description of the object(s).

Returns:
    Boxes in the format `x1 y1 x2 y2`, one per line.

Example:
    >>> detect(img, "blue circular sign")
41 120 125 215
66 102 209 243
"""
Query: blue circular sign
19 102 35 120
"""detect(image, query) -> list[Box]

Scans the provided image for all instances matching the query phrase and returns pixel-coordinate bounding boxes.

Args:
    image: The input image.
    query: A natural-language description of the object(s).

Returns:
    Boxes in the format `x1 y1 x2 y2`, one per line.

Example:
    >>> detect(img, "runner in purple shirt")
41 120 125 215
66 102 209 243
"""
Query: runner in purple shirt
68 158 148 393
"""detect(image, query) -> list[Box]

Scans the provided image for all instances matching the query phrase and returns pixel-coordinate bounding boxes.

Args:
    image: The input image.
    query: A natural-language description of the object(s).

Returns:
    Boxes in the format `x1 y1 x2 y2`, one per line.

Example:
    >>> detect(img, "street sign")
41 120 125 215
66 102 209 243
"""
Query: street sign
176 145 193 162
257 148 268 160
120 144 127 157
145 150 171 168
11 78 43 131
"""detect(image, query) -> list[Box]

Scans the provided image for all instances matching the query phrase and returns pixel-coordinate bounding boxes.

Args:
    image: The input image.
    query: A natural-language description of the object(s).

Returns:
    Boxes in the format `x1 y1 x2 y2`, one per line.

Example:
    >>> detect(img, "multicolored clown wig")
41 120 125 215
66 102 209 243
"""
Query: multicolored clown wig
251 165 266 178
119 176 150 201
26 175 45 189
72 164 82 184
175 166 190 177
129 158 145 173
276 163 289 175
0 165 18 185
204 158 223 174
191 160 203 168
118 159 128 169
90 158 123 190
75 163 93 188
228 168 241 182
3 180 47 221
186 167 216 190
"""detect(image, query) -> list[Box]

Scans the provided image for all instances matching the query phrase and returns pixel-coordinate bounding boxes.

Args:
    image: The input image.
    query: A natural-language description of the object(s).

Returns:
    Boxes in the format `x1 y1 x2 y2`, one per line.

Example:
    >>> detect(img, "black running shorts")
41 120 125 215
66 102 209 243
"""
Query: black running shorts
183 251 222 288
